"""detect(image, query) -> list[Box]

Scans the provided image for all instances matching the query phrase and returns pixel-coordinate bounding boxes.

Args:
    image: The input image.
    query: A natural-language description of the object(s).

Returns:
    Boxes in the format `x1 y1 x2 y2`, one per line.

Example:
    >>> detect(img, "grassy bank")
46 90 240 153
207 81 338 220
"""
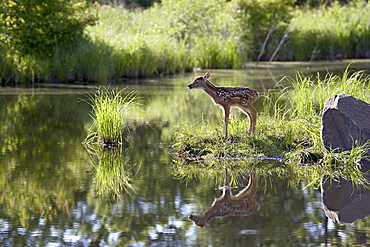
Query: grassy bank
1 1 370 84
171 69 370 188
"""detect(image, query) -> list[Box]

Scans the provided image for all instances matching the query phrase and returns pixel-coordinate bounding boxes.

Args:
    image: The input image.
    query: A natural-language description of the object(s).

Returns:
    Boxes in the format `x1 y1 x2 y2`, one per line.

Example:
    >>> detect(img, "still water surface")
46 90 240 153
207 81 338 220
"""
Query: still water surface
1 61 370 246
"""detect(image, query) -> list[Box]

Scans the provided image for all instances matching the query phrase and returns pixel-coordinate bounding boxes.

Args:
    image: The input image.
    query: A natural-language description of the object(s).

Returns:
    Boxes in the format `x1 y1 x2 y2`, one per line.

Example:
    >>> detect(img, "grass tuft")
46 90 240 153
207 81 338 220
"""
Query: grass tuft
83 86 136 145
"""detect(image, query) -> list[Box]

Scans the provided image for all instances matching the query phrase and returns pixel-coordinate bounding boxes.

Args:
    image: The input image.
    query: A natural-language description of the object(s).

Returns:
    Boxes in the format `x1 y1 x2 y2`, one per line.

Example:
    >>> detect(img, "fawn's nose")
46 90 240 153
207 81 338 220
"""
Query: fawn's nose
188 84 192 89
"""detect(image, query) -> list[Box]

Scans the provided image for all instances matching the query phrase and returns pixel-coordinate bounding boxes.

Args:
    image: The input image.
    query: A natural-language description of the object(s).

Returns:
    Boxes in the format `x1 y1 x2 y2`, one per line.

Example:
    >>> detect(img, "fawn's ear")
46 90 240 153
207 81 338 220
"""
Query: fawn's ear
204 71 210 79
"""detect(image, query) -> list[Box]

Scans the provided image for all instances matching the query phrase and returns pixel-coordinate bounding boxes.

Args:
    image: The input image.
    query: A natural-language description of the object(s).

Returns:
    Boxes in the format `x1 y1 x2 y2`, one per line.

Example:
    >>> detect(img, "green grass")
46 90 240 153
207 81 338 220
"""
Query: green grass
171 68 370 189
2 1 370 83
83 86 136 145
287 1 370 61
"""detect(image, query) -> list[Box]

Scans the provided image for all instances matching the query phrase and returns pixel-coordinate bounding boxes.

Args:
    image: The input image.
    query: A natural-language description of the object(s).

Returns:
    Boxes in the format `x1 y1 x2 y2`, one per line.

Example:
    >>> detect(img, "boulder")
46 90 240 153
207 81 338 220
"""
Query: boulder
321 93 370 156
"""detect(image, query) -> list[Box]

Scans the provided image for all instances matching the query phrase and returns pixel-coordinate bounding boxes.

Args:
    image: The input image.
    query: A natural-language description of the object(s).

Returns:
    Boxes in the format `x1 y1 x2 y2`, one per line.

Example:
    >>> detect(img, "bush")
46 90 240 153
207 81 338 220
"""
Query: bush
235 0 296 60
0 0 97 57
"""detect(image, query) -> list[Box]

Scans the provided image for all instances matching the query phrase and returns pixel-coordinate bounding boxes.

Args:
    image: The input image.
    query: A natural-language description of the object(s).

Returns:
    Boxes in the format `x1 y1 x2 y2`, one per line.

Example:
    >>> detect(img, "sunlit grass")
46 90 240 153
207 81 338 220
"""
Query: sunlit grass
84 87 136 144
172 113 313 159
3 1 370 84
289 1 370 61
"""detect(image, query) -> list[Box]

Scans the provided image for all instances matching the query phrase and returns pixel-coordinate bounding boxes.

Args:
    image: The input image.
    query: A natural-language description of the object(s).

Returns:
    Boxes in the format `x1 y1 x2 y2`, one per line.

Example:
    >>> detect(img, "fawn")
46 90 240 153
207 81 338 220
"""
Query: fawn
188 71 260 139
188 169 260 231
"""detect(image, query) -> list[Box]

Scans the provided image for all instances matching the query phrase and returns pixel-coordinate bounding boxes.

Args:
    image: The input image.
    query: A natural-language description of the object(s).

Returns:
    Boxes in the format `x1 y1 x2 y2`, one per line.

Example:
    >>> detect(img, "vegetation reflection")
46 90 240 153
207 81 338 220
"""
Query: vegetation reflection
86 144 137 198
0 94 91 229
321 170 370 225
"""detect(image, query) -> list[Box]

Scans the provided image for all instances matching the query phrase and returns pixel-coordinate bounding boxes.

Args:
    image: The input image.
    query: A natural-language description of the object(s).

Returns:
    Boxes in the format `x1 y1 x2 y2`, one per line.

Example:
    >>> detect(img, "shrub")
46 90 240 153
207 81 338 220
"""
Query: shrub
1 0 97 57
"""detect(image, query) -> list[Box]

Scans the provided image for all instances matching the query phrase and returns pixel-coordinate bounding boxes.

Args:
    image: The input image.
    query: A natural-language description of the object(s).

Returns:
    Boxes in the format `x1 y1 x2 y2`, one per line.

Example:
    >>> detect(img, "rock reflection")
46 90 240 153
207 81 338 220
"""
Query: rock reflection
189 169 260 231
321 169 370 225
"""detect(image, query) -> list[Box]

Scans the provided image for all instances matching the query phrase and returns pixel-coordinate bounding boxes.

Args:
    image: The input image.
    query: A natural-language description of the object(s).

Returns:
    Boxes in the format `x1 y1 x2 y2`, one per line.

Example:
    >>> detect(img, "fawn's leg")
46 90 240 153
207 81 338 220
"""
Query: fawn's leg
235 172 258 199
222 168 231 198
222 105 230 139
240 105 257 134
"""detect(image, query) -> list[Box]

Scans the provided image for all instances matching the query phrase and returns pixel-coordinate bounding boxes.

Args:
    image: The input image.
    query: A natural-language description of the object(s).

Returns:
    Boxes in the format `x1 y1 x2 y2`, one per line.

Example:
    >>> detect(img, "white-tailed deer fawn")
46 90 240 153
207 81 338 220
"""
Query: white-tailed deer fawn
189 169 259 231
188 72 260 139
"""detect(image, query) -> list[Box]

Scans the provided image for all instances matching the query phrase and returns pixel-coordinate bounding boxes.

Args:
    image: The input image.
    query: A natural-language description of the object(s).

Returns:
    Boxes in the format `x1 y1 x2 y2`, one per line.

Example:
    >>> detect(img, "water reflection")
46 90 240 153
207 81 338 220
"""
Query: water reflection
2 63 370 245
86 145 137 198
189 169 260 231
0 94 91 229
321 164 370 225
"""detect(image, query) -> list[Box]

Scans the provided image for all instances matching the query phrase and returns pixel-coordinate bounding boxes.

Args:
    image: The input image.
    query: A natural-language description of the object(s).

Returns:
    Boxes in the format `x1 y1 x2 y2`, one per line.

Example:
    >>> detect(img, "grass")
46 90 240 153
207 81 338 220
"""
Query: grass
287 1 370 61
83 86 137 145
171 115 309 159
3 1 370 84
171 68 370 189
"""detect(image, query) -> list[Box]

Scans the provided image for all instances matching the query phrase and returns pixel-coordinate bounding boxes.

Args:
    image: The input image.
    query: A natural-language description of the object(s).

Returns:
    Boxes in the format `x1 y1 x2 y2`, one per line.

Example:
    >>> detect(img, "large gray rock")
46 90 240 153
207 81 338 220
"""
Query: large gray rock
321 93 370 155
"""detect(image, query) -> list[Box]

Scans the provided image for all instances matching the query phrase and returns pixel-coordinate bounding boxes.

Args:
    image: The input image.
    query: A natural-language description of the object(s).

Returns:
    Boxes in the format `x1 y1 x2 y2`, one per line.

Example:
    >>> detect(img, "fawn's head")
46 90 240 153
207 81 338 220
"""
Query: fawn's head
188 71 210 90
188 214 211 232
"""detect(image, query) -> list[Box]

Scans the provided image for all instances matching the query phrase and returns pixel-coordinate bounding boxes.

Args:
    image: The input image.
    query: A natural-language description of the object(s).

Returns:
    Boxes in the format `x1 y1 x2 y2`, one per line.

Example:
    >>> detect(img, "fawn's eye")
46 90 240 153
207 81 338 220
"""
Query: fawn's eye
194 80 198 84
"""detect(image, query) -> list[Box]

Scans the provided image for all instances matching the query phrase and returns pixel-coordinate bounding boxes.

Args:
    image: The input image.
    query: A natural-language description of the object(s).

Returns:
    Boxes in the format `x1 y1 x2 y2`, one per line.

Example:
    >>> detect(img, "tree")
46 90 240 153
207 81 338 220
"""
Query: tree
0 0 97 57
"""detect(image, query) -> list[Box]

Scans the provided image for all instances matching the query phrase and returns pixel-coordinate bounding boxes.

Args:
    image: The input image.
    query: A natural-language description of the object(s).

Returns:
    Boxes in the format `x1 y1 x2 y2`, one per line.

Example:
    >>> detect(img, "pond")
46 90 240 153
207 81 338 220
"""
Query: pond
1 60 370 246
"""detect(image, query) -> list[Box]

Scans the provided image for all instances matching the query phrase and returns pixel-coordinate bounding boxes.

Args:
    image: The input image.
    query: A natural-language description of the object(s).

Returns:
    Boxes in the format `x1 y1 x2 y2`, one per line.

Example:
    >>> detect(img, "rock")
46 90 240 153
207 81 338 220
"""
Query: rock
321 93 370 156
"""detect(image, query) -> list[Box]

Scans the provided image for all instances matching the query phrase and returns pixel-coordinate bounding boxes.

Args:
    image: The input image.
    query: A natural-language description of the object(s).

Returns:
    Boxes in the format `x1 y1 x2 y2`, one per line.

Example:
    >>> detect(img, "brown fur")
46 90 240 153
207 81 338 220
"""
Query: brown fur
188 72 260 139
188 169 260 231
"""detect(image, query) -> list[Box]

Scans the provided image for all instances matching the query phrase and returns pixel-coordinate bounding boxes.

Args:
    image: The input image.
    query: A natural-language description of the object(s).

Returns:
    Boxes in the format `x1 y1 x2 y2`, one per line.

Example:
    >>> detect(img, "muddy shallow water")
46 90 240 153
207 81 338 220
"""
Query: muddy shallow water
1 61 370 246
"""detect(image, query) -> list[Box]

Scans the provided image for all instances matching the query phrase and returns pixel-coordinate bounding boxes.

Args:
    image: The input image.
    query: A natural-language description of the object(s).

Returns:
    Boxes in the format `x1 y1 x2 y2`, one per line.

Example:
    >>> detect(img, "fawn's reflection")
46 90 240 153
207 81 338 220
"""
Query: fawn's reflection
321 171 370 225
189 169 260 231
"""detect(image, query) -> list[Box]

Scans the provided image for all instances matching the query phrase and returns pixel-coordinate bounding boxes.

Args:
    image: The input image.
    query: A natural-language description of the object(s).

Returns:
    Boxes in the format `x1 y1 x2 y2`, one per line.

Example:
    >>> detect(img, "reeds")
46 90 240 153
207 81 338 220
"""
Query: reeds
84 87 136 145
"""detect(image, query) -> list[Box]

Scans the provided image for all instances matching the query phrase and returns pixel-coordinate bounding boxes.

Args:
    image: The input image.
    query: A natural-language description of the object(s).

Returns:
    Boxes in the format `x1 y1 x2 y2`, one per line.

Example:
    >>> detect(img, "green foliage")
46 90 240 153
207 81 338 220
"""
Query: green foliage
280 67 370 119
320 143 370 189
3 0 370 83
289 1 370 60
1 0 97 57
264 67 370 158
235 0 296 60
88 0 246 76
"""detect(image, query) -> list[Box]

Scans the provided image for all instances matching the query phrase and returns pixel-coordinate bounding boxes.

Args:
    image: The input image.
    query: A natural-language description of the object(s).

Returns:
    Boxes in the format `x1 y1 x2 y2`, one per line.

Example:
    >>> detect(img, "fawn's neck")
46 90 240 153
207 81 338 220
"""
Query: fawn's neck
202 80 219 99
202 191 231 222
202 206 219 223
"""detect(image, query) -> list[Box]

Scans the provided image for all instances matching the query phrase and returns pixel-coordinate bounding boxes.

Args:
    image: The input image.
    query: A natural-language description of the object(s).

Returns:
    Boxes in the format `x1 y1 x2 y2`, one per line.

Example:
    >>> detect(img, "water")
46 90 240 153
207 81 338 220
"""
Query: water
1 61 370 246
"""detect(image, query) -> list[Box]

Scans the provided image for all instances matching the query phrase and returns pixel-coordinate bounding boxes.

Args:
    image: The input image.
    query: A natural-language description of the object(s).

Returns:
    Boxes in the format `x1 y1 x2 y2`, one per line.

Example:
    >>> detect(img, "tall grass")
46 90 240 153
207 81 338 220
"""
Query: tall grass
2 1 370 84
84 87 136 144
287 1 370 61
263 67 370 152
87 0 245 74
